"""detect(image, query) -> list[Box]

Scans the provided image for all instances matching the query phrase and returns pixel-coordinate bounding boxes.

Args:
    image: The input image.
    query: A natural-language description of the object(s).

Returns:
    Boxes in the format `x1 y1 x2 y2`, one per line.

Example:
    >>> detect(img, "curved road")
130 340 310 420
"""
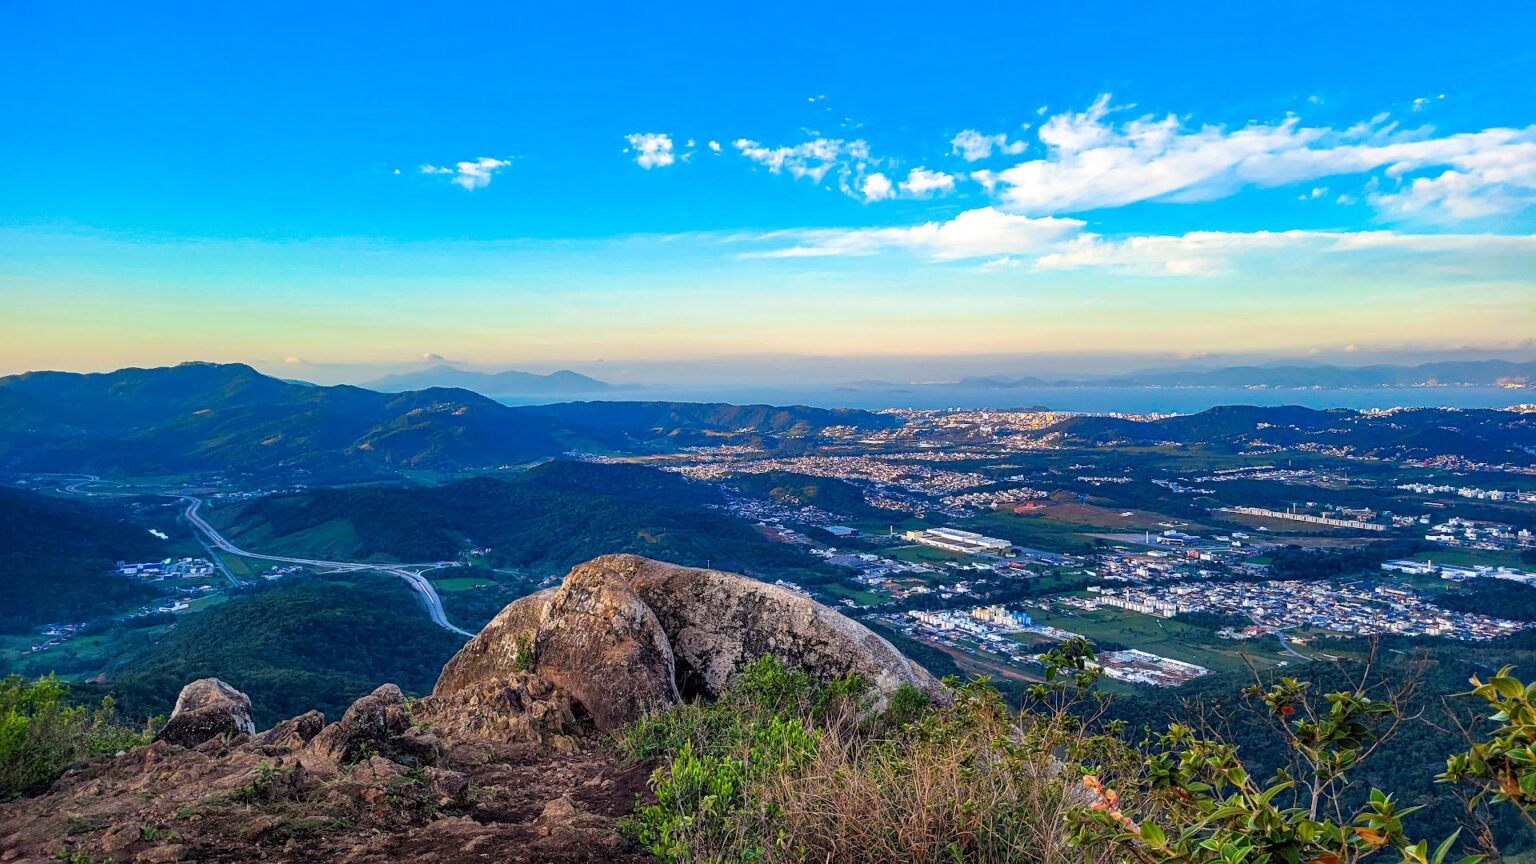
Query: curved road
177 496 474 637
47 474 472 637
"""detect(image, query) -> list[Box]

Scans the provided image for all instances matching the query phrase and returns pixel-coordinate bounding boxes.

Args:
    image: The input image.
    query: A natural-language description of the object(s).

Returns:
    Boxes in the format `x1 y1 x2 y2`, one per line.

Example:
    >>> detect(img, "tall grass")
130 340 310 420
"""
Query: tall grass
619 657 1124 864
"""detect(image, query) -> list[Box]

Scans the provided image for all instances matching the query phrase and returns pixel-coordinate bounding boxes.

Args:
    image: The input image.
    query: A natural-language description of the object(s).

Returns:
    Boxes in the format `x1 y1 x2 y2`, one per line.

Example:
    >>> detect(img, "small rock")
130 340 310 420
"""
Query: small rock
424 767 469 806
135 845 188 863
389 728 443 765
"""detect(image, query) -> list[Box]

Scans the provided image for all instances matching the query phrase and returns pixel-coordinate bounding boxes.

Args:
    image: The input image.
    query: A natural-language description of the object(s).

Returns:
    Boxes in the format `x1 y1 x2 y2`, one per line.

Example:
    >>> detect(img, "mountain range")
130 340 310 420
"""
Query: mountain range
0 363 893 479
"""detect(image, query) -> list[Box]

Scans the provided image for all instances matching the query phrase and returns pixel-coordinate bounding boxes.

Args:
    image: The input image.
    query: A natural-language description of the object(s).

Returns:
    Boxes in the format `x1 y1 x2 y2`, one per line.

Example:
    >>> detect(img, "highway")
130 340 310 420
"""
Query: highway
177 496 474 637
46 474 473 638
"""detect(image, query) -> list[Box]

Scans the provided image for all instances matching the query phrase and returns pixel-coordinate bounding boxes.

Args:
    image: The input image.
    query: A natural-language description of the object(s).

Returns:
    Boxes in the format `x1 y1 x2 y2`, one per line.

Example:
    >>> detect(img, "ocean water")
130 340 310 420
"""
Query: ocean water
501 385 1531 413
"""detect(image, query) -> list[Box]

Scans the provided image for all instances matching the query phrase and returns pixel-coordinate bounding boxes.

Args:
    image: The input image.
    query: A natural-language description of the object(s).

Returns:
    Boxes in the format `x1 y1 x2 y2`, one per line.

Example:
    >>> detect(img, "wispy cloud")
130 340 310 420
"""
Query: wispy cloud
625 132 677 168
732 136 871 185
1034 229 1536 277
418 157 511 190
741 204 1536 282
746 207 1085 260
950 129 1027 161
969 94 1536 222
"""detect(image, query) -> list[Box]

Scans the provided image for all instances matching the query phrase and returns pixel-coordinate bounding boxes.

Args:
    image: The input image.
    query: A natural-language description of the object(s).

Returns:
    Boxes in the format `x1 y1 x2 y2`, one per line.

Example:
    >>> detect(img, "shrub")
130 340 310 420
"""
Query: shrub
0 674 149 799
621 639 1533 864
621 651 1119 864
1442 666 1536 828
1070 657 1484 864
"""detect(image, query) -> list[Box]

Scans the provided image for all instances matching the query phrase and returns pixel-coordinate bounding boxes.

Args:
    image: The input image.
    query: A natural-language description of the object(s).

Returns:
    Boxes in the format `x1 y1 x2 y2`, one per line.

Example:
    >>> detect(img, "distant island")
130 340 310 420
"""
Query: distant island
363 365 615 397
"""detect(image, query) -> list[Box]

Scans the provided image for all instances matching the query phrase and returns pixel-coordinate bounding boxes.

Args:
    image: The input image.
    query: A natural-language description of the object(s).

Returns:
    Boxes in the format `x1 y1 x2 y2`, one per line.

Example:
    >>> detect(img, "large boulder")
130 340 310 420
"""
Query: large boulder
156 678 256 747
532 562 680 731
253 710 326 752
306 684 411 765
433 587 555 697
592 554 941 707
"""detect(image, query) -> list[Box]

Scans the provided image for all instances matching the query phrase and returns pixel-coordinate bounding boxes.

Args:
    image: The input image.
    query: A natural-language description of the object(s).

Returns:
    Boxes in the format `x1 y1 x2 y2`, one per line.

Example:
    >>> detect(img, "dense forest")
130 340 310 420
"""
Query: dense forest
0 488 166 633
1436 578 1536 621
101 572 465 728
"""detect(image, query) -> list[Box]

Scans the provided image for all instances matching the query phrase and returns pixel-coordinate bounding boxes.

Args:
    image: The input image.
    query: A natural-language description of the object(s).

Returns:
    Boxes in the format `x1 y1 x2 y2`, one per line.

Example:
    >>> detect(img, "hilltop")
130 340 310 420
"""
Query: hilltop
0 556 939 863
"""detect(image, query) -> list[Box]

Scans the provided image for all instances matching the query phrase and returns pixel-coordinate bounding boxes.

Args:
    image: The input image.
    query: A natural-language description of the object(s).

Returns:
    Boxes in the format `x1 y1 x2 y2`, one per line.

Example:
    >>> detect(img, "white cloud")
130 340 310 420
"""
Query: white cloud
977 94 1536 222
283 356 306 365
898 167 957 198
747 207 1086 260
1033 229 1536 277
860 172 894 202
707 140 722 153
731 136 883 198
625 132 676 169
1369 139 1536 221
419 157 510 190
950 129 1027 161
733 136 870 183
857 168 954 202
741 199 1535 284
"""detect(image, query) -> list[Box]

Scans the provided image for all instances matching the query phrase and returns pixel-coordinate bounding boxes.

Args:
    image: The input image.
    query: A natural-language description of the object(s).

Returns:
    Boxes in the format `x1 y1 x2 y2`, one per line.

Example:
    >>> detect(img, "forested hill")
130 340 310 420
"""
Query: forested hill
0 362 576 478
0 487 167 633
207 460 838 583
0 363 898 479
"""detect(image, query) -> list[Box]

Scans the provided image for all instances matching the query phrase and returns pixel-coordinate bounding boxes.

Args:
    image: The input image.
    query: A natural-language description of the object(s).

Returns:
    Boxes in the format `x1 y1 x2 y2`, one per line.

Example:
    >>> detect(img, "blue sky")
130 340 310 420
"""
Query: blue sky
2 1 1533 382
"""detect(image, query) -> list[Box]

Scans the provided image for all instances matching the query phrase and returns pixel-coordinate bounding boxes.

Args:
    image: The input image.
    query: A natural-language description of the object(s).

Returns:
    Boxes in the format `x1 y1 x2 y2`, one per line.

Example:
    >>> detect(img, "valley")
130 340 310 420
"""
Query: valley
2 363 1535 849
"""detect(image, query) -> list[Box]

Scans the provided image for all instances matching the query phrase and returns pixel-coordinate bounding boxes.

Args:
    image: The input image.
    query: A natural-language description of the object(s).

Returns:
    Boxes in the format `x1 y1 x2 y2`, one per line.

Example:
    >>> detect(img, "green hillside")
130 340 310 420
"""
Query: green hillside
0 488 167 633
104 572 465 728
210 461 842 582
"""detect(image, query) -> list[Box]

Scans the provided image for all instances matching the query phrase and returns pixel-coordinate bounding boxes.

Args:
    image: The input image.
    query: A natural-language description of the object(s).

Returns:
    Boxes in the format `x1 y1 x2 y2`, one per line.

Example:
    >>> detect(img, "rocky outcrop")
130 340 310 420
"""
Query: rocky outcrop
417 671 580 753
532 563 681 731
252 709 326 752
306 683 412 767
593 554 940 706
0 692 654 864
433 587 554 697
156 678 256 747
432 555 939 728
